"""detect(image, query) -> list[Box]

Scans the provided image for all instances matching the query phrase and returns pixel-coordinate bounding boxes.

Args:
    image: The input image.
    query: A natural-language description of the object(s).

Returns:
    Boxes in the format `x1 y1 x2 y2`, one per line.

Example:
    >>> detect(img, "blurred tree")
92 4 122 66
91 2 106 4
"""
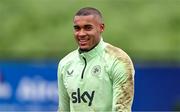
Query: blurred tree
0 0 180 61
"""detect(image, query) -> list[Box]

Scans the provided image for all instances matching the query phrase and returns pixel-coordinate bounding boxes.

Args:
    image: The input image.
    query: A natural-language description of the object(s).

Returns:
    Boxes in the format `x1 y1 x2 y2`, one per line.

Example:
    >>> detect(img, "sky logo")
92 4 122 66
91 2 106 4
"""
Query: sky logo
71 88 95 106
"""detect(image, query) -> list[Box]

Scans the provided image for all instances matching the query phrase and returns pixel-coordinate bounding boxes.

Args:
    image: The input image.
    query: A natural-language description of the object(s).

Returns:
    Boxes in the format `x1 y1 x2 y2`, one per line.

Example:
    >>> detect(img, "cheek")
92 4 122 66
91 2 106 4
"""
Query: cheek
74 32 79 39
73 33 78 41
73 31 77 36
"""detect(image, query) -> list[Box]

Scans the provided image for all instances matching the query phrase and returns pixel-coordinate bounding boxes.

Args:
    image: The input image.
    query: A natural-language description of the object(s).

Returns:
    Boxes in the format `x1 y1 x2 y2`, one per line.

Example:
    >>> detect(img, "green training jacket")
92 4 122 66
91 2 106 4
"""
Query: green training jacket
57 39 135 112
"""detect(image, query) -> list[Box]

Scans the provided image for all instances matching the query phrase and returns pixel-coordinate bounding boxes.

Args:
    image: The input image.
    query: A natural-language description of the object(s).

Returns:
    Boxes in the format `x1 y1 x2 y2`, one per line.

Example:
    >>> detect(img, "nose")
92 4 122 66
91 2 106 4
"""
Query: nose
77 29 86 37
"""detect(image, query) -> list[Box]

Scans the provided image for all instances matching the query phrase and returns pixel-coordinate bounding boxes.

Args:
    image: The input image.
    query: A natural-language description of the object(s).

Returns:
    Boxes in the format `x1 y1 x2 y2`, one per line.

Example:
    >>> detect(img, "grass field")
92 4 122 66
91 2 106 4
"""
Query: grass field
0 0 180 61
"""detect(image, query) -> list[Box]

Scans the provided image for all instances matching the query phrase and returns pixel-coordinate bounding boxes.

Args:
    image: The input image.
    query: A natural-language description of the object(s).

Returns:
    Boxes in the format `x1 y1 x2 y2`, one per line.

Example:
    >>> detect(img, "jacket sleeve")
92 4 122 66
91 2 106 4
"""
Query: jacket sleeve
111 57 135 112
57 62 70 112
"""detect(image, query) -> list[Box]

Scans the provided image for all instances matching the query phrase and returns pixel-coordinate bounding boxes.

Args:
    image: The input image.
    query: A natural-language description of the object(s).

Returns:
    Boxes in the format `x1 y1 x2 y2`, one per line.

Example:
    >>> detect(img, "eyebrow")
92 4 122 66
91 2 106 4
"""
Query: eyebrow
84 24 93 27
73 24 93 28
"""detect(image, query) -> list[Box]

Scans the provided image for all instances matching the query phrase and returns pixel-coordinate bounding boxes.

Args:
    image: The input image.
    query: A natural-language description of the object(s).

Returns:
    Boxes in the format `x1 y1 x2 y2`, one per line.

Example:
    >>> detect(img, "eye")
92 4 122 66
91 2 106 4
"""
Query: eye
84 25 93 31
74 26 80 31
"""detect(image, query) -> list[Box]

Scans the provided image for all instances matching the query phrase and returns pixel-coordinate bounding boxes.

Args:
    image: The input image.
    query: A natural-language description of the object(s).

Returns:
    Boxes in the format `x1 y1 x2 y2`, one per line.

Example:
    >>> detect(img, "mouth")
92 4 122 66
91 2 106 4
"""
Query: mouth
79 38 89 45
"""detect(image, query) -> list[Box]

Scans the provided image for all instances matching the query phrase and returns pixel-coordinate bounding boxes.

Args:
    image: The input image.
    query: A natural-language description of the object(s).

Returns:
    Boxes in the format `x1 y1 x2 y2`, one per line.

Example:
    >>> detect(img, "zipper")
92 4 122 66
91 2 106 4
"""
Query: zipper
81 57 87 79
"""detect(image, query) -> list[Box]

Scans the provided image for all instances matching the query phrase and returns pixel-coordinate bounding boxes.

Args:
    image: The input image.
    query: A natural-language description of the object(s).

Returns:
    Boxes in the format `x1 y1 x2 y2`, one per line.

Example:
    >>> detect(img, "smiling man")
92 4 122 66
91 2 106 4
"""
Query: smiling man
73 10 104 51
57 7 135 112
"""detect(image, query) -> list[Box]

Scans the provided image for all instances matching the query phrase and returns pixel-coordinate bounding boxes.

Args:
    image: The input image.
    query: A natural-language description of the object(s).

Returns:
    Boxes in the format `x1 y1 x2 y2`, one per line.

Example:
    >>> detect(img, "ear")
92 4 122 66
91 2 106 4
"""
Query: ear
100 23 105 32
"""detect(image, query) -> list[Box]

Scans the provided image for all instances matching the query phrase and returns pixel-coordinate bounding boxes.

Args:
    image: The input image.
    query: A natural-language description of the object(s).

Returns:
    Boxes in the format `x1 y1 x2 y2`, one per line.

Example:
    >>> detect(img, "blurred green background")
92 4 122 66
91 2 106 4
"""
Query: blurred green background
0 0 180 61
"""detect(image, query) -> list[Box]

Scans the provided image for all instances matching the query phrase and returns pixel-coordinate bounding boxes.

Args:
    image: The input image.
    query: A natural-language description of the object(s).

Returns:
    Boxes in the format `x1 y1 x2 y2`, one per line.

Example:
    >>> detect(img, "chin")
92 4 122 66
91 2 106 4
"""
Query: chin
80 46 90 51
80 47 88 50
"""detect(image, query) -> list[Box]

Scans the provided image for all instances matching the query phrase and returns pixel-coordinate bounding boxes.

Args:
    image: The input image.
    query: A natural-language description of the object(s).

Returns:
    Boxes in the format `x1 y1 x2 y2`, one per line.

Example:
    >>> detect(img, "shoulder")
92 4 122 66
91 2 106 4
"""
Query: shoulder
104 42 135 78
104 42 134 67
58 49 78 68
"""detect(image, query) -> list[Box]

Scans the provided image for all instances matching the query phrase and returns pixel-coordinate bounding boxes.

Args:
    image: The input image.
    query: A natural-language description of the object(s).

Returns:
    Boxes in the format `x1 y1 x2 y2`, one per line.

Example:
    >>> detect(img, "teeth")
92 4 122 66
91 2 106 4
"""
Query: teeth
79 40 87 42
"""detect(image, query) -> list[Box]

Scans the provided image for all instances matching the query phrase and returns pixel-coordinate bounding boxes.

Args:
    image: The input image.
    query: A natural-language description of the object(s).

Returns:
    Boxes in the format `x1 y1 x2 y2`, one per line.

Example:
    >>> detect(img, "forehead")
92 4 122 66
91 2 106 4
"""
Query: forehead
73 15 99 25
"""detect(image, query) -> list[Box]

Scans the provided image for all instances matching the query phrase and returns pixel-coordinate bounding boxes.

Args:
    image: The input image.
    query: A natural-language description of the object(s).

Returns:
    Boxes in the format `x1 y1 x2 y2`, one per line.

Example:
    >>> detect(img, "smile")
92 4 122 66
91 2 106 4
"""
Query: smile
79 39 89 45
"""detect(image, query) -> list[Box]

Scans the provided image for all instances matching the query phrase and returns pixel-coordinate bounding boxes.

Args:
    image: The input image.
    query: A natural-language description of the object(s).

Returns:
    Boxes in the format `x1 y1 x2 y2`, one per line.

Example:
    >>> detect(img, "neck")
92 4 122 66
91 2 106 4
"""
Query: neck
79 43 98 54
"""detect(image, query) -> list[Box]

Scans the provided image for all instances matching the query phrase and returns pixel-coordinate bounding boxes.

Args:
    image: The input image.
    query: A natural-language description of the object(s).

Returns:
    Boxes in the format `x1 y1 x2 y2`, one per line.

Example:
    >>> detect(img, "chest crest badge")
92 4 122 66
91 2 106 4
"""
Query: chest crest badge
91 65 101 76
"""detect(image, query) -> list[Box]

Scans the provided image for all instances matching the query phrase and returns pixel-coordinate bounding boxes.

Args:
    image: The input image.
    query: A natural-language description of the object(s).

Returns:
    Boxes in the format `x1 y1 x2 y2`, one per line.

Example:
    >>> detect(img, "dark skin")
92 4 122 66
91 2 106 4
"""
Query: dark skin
73 15 104 51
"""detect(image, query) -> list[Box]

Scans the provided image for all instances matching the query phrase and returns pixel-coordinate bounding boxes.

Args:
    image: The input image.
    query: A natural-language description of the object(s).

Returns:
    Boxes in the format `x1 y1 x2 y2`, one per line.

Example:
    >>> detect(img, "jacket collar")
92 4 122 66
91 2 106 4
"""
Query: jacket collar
78 38 105 61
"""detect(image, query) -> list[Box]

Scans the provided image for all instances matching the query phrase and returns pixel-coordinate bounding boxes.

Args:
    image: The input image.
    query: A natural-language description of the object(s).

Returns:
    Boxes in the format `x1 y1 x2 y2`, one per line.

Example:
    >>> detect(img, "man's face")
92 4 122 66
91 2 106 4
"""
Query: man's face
73 15 104 51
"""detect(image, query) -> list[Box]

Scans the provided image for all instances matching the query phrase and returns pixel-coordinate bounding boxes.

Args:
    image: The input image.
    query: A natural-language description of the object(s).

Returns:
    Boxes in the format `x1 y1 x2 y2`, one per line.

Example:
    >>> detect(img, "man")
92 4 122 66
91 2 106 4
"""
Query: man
57 7 135 112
